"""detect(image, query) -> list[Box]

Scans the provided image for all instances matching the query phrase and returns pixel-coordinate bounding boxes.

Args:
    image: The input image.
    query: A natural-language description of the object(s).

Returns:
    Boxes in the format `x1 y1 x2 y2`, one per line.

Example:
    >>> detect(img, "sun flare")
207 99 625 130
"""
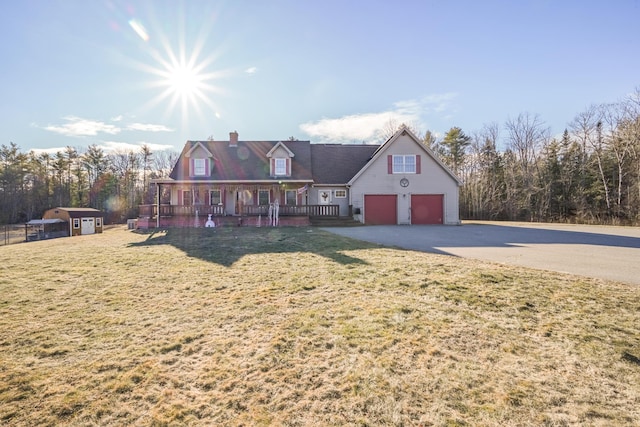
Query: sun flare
132 20 224 125
164 62 203 99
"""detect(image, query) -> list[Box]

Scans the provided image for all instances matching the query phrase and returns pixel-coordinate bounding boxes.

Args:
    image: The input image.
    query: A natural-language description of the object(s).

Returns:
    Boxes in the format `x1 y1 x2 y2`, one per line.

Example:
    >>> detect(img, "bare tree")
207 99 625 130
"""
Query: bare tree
379 119 422 142
504 113 550 220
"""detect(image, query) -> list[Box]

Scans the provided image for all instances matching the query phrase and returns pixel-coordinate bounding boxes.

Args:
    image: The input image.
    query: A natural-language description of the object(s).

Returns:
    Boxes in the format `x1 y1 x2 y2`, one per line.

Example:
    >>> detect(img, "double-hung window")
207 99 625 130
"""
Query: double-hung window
193 158 207 176
258 190 270 205
274 158 287 176
285 190 297 205
392 155 416 174
210 190 221 205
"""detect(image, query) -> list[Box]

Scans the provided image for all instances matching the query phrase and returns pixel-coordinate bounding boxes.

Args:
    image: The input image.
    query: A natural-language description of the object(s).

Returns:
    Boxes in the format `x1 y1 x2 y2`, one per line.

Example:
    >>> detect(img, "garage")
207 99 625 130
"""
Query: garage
364 194 397 225
411 194 443 224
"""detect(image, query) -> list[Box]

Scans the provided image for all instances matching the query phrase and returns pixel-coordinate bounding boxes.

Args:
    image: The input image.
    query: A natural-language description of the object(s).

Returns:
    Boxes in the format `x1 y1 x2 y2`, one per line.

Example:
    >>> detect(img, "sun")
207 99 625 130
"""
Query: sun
166 63 201 98
160 59 206 104
132 22 224 126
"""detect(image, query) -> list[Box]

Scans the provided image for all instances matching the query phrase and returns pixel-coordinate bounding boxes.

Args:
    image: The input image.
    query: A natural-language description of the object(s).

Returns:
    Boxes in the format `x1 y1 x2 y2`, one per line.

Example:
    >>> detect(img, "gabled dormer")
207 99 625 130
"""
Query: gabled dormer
185 141 215 178
266 141 295 178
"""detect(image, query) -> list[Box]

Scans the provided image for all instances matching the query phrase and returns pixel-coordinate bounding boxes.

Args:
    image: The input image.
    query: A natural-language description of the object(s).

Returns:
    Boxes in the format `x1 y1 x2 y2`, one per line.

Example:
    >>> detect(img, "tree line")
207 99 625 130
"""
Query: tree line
429 89 640 225
0 143 177 224
2 88 639 225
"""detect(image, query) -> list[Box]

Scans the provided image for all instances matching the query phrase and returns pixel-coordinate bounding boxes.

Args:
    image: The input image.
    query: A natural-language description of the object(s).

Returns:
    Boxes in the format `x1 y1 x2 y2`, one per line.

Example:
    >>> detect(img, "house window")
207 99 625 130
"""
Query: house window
73 218 80 229
96 217 102 227
193 158 207 176
334 189 347 198
274 158 287 176
258 190 270 205
210 190 221 205
285 190 297 205
183 190 193 206
393 155 416 174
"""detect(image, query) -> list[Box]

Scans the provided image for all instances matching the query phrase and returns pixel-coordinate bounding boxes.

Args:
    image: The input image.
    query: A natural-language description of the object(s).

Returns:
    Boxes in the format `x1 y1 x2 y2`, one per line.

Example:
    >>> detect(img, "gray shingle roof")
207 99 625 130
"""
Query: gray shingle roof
170 140 313 181
310 144 379 184
169 140 381 184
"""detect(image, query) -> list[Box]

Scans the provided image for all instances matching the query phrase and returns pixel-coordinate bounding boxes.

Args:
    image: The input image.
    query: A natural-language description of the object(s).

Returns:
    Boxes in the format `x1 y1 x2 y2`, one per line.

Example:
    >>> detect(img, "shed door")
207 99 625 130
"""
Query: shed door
81 217 95 234
411 194 443 224
364 195 397 225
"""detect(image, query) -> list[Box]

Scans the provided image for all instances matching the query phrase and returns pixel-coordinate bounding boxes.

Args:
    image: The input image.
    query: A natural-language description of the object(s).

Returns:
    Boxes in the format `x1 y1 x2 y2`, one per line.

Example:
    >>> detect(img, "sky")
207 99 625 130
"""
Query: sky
1 0 639 155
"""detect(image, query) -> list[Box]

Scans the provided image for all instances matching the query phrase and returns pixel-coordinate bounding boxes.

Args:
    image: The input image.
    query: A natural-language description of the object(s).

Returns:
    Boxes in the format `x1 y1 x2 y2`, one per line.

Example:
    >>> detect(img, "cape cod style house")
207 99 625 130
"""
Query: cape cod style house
138 127 461 228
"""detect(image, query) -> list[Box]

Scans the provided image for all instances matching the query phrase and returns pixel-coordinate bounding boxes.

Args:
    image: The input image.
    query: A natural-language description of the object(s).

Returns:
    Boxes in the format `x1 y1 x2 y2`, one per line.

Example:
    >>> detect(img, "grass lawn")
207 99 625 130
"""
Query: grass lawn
1 225 639 426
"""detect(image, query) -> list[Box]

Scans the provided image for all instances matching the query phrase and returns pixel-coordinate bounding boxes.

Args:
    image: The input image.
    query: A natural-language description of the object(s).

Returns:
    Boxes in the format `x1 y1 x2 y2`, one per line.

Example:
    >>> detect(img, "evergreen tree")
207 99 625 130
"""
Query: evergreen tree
440 127 471 175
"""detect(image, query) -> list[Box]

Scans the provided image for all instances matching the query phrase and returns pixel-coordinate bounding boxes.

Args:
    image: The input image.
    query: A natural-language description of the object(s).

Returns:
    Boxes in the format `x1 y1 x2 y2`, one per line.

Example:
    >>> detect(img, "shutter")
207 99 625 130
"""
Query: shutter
387 155 393 174
270 158 275 176
416 155 421 174
286 159 291 176
178 190 183 205
189 159 194 176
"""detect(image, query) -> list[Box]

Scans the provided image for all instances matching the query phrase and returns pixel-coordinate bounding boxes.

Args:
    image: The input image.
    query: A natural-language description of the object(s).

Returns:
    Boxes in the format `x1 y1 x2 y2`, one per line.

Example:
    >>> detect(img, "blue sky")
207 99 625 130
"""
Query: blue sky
2 0 639 154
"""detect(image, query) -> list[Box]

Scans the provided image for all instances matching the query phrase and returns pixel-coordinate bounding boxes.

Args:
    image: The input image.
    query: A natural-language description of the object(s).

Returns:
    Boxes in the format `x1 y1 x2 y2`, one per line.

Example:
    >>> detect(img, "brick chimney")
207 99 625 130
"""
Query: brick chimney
229 131 238 147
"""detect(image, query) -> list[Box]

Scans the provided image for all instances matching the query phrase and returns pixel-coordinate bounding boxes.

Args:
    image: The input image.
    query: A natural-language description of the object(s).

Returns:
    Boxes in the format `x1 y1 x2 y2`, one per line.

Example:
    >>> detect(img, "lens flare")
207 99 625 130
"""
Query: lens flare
125 7 227 128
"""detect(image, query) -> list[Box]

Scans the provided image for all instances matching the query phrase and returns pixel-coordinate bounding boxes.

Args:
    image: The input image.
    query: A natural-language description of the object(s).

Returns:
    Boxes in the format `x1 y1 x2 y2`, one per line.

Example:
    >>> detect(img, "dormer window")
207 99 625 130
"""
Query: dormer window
267 141 294 177
274 158 287 176
193 158 207 176
185 141 214 177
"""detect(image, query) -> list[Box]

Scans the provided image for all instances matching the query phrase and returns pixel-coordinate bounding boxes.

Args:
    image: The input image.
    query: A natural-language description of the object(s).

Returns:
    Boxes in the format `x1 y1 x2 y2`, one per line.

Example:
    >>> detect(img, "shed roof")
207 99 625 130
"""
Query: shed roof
46 207 105 218
27 218 66 225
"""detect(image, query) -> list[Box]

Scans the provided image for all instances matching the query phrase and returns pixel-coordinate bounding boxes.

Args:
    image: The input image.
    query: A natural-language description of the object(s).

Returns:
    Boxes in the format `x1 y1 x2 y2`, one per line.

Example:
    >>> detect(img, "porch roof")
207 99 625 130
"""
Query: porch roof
151 179 314 185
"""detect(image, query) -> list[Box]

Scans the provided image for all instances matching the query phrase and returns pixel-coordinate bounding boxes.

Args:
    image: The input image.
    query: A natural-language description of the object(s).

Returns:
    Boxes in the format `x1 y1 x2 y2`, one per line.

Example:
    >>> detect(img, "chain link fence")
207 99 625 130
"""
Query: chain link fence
0 224 27 246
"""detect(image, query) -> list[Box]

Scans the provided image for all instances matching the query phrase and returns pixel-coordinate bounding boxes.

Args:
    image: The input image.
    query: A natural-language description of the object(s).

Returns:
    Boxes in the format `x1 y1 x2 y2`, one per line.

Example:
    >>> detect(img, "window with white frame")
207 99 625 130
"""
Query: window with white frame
73 218 80 229
334 189 347 198
193 158 207 176
392 155 416 173
258 190 270 205
96 217 102 227
285 190 296 205
274 158 287 176
183 190 193 206
209 190 221 205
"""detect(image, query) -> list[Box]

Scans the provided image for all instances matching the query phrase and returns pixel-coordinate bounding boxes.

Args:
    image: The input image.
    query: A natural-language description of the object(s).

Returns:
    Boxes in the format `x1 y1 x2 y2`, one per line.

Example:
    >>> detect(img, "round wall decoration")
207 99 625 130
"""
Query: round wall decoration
400 178 409 187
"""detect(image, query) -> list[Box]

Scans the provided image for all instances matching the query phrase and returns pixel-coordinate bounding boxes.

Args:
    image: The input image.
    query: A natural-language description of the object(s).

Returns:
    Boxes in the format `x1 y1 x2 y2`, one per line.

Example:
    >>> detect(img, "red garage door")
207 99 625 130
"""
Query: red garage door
411 194 443 224
364 195 397 225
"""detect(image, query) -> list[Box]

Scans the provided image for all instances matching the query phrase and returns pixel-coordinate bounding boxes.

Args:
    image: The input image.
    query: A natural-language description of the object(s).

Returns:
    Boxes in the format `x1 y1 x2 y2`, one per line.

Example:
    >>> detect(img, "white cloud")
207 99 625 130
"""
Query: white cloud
44 116 121 137
30 147 70 155
127 123 174 132
98 141 174 152
245 66 258 74
299 93 458 143
111 115 124 122
300 111 411 142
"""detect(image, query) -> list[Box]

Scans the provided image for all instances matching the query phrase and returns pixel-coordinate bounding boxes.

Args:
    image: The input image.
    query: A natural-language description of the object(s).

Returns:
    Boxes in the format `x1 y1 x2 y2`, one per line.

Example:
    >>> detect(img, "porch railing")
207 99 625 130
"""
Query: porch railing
139 204 340 218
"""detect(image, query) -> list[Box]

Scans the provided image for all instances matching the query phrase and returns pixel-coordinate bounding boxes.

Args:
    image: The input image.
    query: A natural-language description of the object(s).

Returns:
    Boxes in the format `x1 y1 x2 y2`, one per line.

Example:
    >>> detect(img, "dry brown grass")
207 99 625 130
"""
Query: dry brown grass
1 225 639 426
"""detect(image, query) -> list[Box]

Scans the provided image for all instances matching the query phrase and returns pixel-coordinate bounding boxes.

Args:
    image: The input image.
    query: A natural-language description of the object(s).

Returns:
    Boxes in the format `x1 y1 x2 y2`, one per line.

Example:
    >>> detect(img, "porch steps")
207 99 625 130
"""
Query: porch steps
310 217 363 227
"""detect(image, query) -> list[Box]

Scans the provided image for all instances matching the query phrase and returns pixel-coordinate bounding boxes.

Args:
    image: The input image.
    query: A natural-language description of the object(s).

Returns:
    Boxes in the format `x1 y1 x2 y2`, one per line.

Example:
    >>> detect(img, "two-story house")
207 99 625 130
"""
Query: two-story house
139 127 461 228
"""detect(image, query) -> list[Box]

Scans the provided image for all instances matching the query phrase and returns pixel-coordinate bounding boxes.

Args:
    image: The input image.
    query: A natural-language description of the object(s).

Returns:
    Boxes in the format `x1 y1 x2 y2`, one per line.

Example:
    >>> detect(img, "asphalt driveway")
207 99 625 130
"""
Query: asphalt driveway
322 221 640 286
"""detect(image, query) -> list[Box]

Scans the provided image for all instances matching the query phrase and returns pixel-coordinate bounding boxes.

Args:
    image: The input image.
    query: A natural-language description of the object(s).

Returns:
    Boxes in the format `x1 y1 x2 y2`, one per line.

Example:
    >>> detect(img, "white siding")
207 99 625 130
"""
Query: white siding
350 133 460 225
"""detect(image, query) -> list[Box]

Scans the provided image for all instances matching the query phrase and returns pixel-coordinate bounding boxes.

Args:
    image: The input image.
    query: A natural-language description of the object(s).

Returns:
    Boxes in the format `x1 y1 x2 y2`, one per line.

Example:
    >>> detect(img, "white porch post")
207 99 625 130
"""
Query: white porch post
156 182 160 228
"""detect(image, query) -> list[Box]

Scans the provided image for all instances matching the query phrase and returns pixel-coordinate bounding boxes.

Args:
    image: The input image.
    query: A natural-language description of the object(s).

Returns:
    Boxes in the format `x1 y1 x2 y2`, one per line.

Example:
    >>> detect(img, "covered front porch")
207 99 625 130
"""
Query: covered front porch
137 181 340 229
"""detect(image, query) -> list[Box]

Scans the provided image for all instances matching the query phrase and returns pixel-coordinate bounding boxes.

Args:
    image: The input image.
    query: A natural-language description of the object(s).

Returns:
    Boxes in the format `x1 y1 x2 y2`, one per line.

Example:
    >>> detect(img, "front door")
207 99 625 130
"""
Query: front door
225 190 236 216
318 190 331 205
